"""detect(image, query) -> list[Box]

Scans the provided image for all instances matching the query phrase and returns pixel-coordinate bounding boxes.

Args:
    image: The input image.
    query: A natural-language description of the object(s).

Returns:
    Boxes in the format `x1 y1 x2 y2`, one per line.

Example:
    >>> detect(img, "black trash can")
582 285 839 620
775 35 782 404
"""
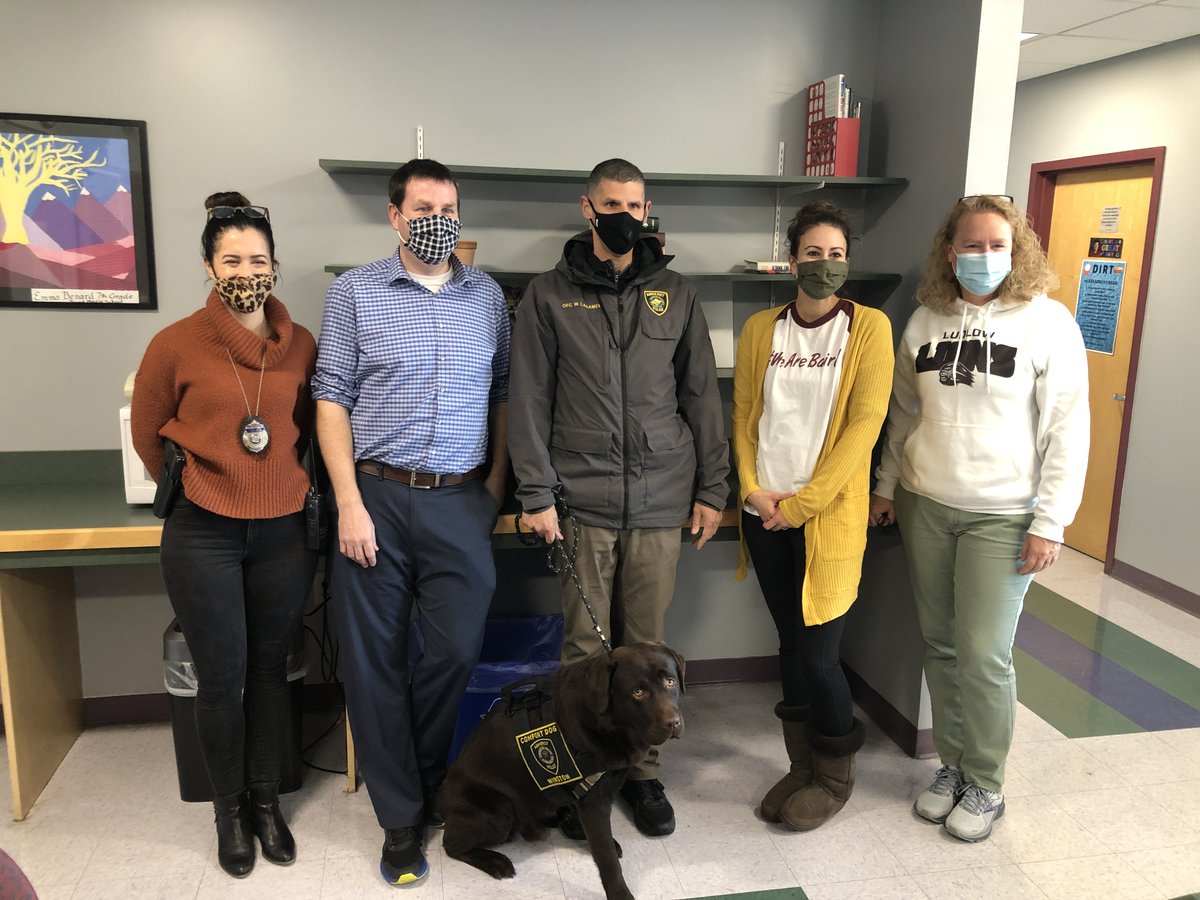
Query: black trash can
163 619 307 802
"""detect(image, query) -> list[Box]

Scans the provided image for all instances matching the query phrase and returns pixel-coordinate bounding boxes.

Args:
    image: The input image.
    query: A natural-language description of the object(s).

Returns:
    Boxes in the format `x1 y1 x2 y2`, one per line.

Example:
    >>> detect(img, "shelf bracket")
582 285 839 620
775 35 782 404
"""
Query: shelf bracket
772 142 785 261
416 126 424 160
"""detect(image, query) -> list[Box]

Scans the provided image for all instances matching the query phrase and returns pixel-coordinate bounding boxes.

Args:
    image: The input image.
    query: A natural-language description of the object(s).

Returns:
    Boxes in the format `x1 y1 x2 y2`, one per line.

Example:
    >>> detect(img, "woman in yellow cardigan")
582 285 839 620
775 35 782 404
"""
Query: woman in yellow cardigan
732 200 893 832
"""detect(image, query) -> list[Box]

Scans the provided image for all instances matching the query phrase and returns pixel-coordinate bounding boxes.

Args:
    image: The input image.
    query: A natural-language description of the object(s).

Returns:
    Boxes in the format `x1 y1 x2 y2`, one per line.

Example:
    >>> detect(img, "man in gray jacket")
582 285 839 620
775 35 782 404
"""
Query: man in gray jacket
508 158 729 838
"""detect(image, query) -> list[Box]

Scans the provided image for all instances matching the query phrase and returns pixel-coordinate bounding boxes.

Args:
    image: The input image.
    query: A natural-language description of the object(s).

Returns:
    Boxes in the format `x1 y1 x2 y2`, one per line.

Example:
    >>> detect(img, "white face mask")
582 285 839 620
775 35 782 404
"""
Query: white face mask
954 250 1012 296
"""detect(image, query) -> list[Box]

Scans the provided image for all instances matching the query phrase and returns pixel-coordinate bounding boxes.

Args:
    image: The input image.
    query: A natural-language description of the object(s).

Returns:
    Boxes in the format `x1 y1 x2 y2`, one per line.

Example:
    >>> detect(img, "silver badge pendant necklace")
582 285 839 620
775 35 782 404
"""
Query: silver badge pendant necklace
226 347 270 454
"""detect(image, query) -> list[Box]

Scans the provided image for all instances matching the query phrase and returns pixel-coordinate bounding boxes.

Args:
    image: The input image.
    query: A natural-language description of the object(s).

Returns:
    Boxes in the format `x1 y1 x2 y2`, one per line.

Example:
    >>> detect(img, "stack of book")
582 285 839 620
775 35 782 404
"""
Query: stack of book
744 259 791 274
816 73 862 120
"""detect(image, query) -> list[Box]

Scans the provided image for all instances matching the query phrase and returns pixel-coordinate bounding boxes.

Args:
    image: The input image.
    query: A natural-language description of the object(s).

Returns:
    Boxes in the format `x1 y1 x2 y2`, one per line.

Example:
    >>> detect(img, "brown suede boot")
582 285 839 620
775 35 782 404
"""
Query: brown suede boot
760 703 812 823
780 719 865 831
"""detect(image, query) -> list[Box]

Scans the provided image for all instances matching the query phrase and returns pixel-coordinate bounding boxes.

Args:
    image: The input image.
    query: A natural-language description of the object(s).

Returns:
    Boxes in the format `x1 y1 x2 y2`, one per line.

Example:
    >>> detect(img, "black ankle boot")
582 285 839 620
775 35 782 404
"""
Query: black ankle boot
249 784 296 865
214 792 255 878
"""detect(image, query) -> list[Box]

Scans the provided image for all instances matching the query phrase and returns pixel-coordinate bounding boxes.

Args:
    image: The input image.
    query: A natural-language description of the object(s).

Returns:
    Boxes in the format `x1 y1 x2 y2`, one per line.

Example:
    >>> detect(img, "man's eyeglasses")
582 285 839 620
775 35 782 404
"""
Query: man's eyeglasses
957 194 1014 204
207 205 271 222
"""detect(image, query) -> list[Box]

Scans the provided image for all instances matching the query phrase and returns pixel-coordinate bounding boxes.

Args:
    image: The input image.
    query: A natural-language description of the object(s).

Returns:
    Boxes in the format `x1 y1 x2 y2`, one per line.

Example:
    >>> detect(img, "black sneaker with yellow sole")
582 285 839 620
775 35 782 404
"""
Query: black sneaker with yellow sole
380 826 428 886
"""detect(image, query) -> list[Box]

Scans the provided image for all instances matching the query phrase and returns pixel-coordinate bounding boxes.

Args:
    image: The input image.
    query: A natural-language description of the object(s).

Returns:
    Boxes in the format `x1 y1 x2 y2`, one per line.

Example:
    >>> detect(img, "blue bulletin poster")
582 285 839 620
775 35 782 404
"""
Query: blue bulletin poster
1074 260 1126 355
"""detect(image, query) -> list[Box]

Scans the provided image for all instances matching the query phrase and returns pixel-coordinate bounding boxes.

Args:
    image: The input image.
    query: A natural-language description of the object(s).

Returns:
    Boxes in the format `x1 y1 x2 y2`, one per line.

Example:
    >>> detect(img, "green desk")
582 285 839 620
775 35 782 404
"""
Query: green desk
0 457 163 821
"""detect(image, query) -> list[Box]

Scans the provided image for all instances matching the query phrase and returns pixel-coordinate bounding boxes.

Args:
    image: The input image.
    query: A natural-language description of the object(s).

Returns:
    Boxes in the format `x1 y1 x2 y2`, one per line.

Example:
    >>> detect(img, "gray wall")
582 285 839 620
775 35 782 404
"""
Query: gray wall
1007 36 1200 595
4 0 883 696
2 0 885 454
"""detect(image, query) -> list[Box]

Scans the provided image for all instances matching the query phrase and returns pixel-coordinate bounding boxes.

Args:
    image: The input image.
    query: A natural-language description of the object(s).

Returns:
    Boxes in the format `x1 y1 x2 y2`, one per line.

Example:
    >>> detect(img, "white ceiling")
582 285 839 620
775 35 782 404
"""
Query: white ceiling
1019 0 1200 80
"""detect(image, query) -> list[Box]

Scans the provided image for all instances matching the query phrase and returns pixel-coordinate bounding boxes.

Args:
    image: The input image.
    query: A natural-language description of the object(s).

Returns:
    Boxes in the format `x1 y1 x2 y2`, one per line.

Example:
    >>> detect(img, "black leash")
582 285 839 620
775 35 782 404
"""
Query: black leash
515 493 612 653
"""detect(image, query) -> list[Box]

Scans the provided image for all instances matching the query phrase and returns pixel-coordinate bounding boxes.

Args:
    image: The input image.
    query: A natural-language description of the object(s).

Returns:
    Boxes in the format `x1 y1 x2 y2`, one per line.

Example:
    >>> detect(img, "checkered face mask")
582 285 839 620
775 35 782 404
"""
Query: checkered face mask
399 214 462 266
215 272 276 314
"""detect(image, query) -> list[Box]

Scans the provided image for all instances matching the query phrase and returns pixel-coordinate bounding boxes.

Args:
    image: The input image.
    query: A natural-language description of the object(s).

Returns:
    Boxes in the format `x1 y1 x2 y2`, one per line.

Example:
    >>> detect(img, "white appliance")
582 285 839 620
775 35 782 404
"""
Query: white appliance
119 404 156 504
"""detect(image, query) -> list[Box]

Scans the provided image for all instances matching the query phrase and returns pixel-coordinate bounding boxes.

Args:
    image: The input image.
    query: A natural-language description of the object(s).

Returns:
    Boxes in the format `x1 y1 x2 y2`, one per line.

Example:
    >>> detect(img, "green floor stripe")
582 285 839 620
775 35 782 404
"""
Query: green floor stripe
688 890 808 900
1013 646 1143 738
1024 583 1200 709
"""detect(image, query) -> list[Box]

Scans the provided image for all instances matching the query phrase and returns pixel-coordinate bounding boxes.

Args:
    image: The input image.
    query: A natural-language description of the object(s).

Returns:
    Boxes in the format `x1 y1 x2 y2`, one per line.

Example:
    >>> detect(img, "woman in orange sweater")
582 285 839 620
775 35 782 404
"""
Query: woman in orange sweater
132 193 317 879
732 201 893 832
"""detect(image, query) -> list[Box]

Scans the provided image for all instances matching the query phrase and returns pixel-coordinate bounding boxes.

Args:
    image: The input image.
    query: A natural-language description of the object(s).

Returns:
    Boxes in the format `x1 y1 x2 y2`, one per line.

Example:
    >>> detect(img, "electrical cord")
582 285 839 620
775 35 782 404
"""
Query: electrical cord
301 570 347 775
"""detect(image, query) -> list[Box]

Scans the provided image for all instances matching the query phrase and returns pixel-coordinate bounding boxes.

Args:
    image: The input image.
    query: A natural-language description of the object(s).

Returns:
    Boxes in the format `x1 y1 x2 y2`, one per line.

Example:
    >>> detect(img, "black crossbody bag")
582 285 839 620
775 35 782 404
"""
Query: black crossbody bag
152 438 186 519
303 437 329 552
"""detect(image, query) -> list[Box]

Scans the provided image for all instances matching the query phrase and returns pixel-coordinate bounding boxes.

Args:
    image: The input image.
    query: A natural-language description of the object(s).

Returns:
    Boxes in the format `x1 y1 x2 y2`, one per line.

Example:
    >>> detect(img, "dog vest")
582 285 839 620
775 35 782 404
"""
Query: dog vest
502 679 607 803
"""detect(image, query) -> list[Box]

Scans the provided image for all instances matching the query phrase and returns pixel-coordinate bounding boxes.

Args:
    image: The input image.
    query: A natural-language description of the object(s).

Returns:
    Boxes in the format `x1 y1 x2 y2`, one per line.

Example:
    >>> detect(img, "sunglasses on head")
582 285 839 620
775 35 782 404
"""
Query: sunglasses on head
957 194 1014 204
207 205 270 222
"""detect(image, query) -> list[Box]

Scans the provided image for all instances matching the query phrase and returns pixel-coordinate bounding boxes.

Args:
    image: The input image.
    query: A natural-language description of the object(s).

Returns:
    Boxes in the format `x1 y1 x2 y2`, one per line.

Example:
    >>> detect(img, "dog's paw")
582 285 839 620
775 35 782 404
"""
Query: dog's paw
462 848 516 879
482 851 516 880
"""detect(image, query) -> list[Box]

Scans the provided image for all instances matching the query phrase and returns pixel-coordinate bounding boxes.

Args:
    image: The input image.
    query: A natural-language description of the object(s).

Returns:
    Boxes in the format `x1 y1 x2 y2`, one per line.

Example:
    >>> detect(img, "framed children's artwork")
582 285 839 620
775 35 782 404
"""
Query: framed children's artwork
0 113 156 310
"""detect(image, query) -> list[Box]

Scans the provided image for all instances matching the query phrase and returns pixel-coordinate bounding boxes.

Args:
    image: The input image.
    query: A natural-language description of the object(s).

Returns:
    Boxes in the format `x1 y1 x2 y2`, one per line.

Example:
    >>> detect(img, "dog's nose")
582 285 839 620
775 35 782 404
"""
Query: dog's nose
665 714 683 738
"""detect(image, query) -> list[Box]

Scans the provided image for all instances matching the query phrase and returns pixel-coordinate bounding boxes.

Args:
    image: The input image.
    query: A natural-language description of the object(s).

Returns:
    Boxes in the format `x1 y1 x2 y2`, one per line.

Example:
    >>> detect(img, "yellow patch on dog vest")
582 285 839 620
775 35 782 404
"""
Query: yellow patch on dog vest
515 722 585 791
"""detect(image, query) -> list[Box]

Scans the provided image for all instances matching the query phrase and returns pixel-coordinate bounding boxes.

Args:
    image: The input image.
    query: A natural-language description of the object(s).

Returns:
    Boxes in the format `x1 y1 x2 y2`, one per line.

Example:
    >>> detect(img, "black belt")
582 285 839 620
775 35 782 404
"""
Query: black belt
356 460 483 489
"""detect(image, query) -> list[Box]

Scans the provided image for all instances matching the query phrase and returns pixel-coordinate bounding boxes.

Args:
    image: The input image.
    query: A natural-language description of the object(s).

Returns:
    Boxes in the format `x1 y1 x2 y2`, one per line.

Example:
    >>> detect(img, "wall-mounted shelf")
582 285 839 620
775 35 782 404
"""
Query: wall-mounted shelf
320 159 907 308
319 159 908 191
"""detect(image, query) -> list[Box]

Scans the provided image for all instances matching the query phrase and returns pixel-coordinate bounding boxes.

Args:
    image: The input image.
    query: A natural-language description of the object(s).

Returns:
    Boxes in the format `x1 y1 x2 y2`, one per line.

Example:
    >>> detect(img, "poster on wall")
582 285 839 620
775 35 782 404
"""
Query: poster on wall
0 113 156 310
1074 259 1126 355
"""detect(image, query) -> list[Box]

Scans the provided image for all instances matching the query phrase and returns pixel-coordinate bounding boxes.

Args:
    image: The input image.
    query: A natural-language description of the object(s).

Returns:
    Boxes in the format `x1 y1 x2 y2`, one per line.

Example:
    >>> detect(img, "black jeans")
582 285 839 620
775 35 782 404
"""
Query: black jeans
742 510 854 737
160 495 316 797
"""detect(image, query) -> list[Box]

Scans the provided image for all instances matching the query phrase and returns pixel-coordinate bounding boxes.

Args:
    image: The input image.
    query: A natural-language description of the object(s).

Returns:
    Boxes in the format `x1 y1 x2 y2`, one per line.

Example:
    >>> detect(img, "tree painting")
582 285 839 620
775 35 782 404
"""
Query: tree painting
0 134 105 244
0 120 150 307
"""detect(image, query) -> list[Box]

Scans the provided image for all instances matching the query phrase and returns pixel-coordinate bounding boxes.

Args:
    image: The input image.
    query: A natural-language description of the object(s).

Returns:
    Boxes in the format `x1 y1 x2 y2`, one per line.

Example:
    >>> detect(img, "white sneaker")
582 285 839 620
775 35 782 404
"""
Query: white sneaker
913 765 964 823
944 784 1004 842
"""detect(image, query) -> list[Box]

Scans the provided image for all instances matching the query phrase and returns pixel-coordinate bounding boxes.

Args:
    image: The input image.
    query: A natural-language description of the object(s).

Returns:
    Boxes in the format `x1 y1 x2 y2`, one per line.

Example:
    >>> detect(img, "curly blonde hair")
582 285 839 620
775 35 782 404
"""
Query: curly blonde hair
914 195 1058 312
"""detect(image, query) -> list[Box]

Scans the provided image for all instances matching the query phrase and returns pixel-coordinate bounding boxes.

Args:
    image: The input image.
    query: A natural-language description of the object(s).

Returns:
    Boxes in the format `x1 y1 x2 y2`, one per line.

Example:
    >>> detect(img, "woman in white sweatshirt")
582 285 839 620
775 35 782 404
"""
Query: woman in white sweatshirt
869 194 1089 843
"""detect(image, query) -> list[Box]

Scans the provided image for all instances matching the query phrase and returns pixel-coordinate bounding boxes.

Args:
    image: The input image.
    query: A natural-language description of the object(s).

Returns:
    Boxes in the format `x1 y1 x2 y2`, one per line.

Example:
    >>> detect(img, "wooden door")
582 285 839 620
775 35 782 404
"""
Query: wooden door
1044 163 1153 560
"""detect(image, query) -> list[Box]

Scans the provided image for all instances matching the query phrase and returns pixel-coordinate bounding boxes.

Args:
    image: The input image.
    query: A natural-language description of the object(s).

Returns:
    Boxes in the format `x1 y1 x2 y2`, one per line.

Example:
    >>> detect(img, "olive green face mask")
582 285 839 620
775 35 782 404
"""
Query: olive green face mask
795 259 849 300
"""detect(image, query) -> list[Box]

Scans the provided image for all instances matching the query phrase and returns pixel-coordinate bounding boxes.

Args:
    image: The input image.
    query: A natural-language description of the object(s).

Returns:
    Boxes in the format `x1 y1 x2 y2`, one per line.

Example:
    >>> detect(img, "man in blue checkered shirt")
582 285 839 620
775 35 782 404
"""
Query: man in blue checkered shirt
312 159 510 887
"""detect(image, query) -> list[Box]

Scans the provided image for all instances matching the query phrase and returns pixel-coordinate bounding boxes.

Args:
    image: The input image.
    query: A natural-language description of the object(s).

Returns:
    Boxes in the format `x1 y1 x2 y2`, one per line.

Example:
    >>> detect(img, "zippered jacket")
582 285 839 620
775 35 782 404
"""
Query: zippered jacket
508 232 730 529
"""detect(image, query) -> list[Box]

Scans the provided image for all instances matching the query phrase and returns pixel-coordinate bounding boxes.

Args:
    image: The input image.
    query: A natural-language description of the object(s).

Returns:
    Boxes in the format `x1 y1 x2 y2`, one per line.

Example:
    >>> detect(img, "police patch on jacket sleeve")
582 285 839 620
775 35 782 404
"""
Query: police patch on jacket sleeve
644 290 668 316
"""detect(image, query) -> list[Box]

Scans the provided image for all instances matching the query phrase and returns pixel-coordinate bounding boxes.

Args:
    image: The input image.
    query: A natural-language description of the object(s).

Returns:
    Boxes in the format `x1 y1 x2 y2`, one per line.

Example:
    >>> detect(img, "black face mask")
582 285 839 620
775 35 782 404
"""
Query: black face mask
586 198 644 256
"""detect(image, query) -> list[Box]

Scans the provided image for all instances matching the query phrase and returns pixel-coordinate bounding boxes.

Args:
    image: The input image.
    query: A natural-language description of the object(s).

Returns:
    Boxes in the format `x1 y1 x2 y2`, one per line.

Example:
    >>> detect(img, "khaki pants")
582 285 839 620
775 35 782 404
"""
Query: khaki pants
559 521 681 779
895 486 1034 792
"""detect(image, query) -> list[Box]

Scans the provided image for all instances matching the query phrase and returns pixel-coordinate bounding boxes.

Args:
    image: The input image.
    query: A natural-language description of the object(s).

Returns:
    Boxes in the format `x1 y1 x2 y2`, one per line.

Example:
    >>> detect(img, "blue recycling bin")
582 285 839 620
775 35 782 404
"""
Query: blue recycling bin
412 614 563 763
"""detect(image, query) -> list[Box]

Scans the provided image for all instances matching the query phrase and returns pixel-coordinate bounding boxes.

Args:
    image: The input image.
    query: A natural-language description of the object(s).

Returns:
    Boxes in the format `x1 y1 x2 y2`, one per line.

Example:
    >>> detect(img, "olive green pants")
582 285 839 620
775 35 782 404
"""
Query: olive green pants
895 486 1034 792
559 521 681 779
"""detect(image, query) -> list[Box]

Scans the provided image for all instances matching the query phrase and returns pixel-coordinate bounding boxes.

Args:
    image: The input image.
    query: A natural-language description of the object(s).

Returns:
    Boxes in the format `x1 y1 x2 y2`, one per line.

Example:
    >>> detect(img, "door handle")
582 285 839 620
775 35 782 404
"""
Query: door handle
1113 393 1126 401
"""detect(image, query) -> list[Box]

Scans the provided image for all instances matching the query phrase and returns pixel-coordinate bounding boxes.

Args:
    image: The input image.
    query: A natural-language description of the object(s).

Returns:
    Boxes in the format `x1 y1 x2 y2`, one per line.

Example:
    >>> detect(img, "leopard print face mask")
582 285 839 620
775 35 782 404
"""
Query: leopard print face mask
214 272 277 314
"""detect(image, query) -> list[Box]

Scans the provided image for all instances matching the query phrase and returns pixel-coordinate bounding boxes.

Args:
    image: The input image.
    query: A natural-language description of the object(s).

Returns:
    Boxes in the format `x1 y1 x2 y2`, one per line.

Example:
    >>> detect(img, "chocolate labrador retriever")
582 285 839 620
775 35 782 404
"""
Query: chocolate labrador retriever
438 642 685 900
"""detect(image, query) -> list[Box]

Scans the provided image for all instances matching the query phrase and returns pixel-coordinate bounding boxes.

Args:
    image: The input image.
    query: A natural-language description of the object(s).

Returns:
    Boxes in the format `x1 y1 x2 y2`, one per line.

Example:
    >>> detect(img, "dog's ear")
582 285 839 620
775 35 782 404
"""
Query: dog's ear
668 647 686 695
574 653 616 716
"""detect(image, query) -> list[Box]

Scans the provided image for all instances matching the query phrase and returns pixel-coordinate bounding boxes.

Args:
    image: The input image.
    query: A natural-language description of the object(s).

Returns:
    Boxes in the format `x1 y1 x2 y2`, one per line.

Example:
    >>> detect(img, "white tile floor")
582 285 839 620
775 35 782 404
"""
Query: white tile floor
1 549 1198 899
